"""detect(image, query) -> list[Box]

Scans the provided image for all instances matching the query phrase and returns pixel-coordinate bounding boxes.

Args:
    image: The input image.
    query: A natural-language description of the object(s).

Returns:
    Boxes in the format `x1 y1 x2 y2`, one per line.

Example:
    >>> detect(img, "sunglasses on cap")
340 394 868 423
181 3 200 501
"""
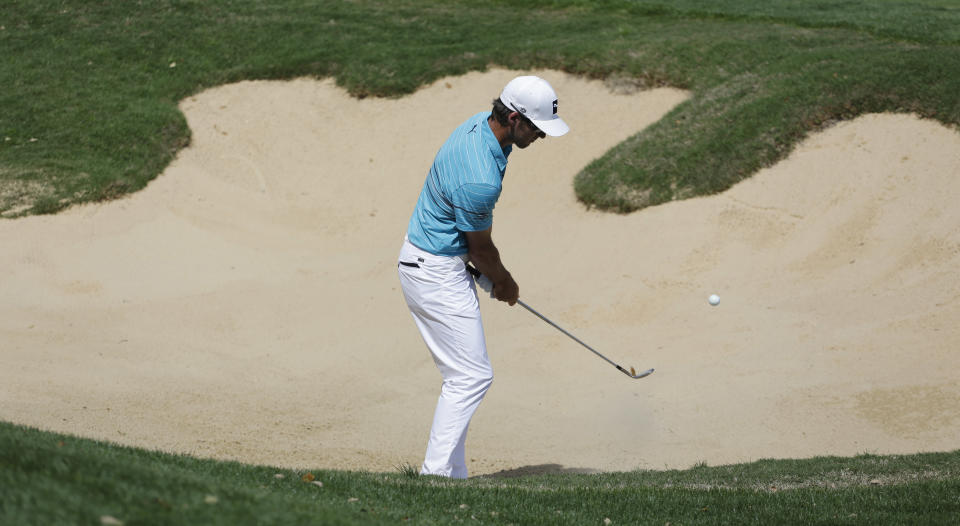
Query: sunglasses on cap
513 109 544 136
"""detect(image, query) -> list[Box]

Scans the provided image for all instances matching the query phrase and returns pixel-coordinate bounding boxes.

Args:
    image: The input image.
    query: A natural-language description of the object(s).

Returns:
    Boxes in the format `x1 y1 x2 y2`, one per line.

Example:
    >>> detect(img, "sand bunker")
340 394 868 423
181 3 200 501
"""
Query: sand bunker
2 69 959 475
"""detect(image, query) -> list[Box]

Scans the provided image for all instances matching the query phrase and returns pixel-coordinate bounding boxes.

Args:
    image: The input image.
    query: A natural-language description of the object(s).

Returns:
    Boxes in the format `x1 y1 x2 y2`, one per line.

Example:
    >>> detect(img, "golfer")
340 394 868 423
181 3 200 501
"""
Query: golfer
397 76 569 478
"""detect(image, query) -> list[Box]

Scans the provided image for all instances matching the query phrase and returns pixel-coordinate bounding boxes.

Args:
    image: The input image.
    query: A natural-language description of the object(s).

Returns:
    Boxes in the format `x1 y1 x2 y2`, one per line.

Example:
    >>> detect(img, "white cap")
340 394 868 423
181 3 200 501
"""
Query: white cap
499 76 569 137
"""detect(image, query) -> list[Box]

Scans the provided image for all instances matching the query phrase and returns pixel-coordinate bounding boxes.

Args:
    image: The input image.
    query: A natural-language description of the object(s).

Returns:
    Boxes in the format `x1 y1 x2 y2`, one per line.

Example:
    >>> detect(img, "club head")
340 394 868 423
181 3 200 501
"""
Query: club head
619 366 655 379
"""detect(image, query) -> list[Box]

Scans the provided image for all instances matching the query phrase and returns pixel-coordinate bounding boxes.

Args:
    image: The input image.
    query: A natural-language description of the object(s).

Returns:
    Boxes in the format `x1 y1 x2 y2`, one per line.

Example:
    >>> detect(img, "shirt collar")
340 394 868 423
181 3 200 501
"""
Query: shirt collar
483 113 510 171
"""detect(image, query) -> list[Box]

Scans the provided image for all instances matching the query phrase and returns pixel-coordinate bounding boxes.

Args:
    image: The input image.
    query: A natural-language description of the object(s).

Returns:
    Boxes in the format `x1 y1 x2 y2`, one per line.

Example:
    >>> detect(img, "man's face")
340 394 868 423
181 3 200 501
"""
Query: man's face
510 114 546 149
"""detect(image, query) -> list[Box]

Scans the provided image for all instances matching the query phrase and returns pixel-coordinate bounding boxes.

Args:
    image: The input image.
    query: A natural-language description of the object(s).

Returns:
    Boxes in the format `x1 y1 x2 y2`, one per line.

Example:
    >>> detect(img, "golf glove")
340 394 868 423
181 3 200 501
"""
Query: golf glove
475 273 495 299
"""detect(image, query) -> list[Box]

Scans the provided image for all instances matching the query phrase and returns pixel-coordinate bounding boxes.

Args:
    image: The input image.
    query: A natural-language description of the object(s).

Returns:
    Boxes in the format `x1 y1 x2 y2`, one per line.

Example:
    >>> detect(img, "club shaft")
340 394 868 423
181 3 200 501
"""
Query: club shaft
517 299 621 369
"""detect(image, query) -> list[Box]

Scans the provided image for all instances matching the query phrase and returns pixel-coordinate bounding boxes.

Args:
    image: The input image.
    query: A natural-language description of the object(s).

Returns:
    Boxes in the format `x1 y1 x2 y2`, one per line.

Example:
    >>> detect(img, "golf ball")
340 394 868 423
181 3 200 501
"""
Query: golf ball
709 294 720 306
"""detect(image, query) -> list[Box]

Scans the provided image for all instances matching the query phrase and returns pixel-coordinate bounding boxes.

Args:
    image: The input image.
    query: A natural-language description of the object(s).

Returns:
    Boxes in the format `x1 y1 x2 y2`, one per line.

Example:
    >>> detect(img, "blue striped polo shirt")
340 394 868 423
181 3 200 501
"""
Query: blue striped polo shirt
407 112 512 256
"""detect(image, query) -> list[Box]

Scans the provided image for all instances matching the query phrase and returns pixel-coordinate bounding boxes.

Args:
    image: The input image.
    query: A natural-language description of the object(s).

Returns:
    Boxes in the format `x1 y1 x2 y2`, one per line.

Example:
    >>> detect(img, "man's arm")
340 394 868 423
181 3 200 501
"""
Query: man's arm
465 228 519 305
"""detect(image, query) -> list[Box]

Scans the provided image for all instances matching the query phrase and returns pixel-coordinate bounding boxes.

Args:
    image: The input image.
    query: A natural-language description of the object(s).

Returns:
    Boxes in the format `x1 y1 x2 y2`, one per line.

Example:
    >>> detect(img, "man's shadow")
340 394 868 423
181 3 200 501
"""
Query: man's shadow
478 464 600 478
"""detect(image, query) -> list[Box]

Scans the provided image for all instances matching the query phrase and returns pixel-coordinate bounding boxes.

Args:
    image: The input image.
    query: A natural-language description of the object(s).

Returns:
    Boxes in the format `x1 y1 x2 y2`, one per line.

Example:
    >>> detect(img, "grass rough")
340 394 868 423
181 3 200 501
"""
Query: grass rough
2 422 959 525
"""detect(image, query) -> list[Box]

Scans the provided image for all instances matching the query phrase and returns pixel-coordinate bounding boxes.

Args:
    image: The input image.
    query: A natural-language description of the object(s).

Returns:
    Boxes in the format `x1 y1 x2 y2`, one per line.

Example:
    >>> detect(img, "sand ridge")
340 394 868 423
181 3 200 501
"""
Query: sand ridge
1 69 959 475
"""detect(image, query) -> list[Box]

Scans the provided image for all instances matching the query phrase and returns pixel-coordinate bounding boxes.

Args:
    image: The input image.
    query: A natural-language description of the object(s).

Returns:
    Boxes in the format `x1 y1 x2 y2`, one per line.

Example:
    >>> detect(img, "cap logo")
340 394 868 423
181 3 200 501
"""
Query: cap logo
552 99 558 115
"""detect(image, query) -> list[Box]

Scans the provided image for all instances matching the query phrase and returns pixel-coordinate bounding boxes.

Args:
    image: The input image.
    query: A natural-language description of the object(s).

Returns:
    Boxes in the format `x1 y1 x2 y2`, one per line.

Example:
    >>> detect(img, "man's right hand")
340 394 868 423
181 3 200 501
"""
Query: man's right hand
493 275 519 306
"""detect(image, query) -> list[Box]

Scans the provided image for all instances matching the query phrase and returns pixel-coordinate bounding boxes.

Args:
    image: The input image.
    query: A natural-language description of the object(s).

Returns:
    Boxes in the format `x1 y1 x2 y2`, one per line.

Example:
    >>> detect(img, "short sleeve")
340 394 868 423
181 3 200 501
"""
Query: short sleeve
451 183 500 232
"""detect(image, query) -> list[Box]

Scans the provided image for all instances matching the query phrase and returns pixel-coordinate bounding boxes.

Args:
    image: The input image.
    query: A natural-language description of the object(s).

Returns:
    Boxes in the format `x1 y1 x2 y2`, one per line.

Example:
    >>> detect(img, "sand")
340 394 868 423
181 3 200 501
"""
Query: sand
2 69 959 476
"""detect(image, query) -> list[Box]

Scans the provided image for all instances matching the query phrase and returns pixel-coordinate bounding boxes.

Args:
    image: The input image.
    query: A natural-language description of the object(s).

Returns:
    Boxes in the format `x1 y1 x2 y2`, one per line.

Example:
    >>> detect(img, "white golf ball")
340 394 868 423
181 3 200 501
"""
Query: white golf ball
709 294 720 306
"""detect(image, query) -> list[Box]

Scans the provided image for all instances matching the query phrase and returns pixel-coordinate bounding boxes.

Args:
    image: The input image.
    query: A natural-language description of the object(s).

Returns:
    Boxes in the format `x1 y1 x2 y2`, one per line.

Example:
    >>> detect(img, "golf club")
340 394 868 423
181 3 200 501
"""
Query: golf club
466 265 654 380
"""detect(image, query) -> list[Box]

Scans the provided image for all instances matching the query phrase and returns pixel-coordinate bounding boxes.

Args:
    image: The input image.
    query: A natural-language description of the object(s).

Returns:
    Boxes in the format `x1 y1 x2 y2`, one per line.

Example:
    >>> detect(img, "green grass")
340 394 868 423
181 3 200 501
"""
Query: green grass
2 422 959 525
1 0 958 215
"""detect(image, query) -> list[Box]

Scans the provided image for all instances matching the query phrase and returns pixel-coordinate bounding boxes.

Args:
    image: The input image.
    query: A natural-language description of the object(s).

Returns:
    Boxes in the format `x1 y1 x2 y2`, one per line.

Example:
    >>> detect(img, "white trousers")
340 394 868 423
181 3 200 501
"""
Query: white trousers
397 238 493 479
